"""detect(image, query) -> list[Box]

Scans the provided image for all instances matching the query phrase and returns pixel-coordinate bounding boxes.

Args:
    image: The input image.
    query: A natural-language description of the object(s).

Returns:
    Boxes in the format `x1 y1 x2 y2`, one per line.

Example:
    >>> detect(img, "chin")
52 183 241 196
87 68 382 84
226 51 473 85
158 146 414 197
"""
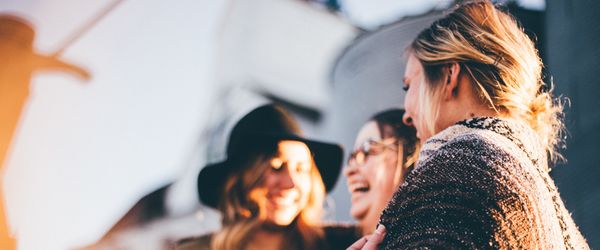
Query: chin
349 206 367 221
269 211 299 226
271 219 294 226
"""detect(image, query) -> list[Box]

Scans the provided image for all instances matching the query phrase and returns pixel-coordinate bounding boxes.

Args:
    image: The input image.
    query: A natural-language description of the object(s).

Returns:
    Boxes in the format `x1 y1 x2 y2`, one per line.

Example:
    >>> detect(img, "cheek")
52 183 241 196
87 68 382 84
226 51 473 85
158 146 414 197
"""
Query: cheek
369 157 399 189
404 89 417 116
295 175 312 197
361 161 378 182
263 172 276 189
363 158 386 183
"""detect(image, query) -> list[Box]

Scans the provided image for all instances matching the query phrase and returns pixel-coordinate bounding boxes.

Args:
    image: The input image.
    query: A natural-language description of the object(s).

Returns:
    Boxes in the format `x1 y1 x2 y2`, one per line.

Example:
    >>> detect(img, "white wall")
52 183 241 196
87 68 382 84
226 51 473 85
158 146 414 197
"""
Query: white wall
1 0 227 249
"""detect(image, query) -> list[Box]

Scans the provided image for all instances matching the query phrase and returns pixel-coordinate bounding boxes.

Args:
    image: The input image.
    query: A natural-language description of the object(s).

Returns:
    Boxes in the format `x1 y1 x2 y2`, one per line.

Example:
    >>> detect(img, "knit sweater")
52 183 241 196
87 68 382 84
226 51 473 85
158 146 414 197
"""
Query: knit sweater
378 117 588 249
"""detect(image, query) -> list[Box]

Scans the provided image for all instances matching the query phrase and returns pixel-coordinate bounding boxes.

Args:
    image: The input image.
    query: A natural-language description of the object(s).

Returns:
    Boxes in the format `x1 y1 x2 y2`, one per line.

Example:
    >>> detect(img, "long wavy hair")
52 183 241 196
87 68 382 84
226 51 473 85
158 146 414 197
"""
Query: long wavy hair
409 0 564 164
211 141 326 250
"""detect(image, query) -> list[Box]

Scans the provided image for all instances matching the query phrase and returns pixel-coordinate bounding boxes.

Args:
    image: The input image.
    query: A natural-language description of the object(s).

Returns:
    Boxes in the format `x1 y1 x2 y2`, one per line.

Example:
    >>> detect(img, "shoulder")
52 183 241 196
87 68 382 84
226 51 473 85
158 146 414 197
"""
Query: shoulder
418 128 520 176
420 117 544 171
322 224 361 250
173 234 212 250
378 133 517 248
378 121 553 248
411 130 534 203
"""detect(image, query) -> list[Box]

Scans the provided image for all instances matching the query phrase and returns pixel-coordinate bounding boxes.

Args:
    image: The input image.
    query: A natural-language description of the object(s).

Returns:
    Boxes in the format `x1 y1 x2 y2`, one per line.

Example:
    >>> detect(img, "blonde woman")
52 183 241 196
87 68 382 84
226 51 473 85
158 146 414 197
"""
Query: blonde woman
344 109 418 236
177 105 359 250
350 1 589 249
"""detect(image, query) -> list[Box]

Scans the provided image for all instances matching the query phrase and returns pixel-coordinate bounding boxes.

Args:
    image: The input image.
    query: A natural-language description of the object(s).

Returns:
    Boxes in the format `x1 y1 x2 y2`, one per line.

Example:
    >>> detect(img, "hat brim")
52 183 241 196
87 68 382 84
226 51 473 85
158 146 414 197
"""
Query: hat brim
197 160 231 208
197 134 343 208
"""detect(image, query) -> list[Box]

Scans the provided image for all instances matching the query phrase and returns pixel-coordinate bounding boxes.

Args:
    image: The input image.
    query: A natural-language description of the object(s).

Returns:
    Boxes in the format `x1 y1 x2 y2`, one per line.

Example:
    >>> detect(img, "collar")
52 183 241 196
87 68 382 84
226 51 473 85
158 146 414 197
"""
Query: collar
418 117 546 171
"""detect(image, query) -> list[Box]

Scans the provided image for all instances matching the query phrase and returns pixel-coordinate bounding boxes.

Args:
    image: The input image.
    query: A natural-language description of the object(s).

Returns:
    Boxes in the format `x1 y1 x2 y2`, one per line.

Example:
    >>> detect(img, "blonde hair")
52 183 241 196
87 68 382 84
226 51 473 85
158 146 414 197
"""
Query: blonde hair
211 150 326 250
409 0 564 162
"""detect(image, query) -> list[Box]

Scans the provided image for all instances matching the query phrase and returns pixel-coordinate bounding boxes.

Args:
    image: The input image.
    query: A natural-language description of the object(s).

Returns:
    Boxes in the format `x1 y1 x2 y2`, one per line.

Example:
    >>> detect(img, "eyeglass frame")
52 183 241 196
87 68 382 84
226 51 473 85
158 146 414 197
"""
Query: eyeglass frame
347 137 400 166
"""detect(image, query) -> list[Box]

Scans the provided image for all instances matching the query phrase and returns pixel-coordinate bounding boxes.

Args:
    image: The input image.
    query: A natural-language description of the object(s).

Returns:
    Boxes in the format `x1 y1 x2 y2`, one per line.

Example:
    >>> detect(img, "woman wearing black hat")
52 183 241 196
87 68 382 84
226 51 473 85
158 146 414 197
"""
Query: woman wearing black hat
176 104 359 250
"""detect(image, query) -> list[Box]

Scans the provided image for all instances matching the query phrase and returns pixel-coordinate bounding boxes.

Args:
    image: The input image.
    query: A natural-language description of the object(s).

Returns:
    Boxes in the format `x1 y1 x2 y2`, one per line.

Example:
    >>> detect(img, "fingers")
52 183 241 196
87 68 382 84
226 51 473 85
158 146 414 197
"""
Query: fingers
346 225 386 250
346 235 369 250
362 224 386 250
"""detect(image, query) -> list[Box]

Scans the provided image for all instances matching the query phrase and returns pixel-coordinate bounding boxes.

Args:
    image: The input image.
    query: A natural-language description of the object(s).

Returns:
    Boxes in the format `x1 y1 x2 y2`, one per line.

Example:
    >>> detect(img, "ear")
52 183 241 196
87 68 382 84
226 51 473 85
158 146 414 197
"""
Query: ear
443 63 461 100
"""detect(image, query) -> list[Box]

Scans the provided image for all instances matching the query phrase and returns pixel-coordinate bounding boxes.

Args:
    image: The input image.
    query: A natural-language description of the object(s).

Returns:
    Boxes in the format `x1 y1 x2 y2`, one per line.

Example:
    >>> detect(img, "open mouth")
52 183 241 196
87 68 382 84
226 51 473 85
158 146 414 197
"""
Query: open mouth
350 183 370 193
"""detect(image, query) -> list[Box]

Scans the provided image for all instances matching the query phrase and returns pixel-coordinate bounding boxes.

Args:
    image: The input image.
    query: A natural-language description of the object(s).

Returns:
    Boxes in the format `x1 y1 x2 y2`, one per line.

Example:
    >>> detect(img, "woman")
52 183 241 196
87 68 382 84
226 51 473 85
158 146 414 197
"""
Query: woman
177 104 359 250
344 109 418 236
351 1 589 249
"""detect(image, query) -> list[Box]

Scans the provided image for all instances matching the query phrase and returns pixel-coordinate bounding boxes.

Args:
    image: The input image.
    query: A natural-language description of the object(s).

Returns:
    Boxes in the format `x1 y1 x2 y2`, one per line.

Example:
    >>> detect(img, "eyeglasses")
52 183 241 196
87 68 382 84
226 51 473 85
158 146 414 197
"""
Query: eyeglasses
348 138 398 165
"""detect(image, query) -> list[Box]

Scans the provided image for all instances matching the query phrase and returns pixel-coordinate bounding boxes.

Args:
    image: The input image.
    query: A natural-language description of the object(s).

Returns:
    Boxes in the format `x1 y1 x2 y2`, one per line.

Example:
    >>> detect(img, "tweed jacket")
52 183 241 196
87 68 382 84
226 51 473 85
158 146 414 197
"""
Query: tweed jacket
378 117 588 249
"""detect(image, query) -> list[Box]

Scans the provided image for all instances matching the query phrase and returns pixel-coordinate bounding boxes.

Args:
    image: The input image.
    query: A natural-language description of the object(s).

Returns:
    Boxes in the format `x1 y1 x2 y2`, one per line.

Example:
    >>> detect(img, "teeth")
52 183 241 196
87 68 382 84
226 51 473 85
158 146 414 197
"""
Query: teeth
349 183 370 193
269 194 298 205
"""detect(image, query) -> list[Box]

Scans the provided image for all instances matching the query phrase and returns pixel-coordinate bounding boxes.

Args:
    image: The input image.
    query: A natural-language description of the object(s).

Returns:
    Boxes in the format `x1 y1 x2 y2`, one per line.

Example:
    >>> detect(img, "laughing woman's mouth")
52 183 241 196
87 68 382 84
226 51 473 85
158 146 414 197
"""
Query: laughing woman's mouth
349 182 370 193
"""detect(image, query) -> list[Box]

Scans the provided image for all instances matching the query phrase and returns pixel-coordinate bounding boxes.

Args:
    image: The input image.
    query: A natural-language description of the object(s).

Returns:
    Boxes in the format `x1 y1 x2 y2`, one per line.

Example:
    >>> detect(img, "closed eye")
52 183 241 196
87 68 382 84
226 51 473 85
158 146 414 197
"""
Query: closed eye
295 162 311 173
270 158 284 171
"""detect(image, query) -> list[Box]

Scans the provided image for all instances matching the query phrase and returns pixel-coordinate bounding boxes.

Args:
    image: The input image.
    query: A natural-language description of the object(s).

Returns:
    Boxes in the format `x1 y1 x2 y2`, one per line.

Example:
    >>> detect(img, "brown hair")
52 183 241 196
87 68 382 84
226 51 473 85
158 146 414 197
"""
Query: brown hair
371 109 420 171
409 0 564 163
211 143 326 250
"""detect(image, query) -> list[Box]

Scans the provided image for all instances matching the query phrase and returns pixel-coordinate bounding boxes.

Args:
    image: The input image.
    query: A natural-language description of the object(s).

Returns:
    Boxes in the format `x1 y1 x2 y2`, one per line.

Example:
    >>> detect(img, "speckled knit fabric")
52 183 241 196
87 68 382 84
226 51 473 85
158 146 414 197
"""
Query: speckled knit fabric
378 117 589 249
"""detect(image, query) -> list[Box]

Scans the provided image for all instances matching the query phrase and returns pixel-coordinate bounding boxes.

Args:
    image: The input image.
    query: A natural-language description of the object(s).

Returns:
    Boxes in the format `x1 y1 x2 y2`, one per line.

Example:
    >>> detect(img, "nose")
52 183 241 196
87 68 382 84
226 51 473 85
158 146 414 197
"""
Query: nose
278 168 296 190
343 161 359 177
403 113 413 126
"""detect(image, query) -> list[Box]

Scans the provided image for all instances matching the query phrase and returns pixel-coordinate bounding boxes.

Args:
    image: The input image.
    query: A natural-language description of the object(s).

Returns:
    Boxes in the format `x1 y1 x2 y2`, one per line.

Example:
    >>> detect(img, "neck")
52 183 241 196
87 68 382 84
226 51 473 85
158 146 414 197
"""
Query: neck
262 221 290 232
438 106 499 134
360 217 377 235
245 226 286 250
440 75 507 129
460 106 500 121
440 90 503 131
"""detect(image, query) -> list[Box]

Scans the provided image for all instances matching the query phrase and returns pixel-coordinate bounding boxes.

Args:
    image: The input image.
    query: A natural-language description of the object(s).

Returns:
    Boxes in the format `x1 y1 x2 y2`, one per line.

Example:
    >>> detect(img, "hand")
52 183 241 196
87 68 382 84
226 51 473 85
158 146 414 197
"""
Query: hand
347 224 386 250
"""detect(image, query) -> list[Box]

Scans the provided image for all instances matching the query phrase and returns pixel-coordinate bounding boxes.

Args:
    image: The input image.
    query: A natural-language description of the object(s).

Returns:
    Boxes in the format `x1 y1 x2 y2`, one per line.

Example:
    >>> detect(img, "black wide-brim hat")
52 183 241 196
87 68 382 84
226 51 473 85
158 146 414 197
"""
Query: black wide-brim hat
197 104 343 208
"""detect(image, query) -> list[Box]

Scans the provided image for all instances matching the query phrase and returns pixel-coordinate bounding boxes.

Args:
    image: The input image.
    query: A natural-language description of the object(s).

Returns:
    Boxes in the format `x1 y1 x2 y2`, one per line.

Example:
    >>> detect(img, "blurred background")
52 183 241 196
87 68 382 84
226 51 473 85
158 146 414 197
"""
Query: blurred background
0 0 597 249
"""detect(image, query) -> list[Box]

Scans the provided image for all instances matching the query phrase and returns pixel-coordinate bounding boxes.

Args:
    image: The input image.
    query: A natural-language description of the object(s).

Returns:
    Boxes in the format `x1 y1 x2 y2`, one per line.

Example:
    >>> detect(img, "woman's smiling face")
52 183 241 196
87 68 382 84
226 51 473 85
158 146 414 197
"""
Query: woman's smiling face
259 140 313 226
344 121 406 233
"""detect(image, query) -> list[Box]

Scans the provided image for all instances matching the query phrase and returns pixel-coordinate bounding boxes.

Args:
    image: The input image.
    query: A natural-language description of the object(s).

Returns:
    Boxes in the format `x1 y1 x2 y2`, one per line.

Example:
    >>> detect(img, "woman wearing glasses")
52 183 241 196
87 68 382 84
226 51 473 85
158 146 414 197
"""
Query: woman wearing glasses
344 109 418 236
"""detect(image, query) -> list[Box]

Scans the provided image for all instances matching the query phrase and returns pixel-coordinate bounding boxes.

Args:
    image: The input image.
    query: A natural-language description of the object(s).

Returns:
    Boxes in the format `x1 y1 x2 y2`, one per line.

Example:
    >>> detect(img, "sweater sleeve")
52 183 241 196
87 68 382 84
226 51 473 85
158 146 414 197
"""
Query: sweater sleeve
378 137 518 249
